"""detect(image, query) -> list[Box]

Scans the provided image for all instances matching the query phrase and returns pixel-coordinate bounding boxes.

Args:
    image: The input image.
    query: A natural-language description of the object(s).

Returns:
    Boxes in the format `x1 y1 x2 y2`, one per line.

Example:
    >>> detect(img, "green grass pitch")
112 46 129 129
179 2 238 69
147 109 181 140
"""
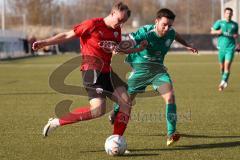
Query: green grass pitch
0 53 240 160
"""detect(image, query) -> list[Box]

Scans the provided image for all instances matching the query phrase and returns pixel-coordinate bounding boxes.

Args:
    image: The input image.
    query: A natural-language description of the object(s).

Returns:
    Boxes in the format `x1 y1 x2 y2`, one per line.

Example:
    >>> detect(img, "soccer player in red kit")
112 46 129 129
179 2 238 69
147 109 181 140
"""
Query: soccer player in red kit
32 2 146 138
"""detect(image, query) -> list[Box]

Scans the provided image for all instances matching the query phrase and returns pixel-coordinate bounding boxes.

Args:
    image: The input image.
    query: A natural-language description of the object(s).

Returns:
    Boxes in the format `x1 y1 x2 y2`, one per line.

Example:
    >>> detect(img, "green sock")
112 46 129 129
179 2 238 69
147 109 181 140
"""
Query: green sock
166 103 177 136
221 72 230 82
113 103 120 116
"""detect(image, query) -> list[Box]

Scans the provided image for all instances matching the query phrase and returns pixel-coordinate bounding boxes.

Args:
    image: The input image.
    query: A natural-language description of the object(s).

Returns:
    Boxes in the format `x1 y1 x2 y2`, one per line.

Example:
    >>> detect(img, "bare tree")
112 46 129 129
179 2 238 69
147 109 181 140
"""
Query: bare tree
6 0 221 34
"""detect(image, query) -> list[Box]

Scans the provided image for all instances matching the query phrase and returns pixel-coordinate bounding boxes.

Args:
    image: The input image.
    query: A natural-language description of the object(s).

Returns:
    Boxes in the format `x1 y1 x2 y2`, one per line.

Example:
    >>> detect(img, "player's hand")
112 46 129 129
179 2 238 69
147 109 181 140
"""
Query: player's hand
113 45 124 54
216 30 222 36
113 40 134 54
32 40 47 51
186 46 198 54
112 50 119 55
233 34 238 39
139 40 148 49
236 44 240 52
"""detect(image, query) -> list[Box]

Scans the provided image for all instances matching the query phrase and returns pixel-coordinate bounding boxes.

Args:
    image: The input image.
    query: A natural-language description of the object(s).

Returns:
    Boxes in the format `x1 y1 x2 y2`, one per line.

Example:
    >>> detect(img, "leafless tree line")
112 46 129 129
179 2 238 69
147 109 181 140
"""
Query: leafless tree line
4 0 221 34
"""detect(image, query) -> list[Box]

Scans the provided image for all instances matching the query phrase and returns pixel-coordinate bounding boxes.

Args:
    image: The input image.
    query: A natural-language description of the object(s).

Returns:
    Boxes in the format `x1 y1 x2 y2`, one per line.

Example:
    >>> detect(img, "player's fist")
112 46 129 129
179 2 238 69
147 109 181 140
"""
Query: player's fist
236 44 240 52
186 46 198 54
216 30 222 35
32 40 46 51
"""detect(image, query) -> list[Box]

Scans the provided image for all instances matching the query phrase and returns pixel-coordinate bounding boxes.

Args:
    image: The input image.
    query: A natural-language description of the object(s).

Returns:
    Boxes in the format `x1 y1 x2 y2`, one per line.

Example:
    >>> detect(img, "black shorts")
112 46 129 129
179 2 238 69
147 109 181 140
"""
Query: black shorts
82 70 127 100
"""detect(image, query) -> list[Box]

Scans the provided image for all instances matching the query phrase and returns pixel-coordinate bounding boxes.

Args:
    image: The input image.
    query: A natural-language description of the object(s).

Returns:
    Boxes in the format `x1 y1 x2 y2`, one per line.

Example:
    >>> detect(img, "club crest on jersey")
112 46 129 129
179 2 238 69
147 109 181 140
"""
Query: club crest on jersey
114 32 119 38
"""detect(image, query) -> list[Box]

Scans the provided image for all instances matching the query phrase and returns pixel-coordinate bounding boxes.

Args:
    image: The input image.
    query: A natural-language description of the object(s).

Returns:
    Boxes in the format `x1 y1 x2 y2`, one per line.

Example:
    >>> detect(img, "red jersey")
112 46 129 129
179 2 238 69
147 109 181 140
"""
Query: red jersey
74 18 122 73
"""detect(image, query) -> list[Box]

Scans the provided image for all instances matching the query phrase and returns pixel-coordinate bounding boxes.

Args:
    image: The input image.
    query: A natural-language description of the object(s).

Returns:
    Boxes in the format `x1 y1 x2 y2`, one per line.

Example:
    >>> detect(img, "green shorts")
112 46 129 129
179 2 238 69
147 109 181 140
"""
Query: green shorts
127 69 172 94
218 49 235 63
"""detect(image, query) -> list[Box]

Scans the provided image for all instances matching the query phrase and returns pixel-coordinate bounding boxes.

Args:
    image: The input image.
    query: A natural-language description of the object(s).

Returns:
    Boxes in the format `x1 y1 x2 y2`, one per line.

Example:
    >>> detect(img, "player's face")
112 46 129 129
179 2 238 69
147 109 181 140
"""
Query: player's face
155 17 174 36
224 10 233 21
111 10 129 29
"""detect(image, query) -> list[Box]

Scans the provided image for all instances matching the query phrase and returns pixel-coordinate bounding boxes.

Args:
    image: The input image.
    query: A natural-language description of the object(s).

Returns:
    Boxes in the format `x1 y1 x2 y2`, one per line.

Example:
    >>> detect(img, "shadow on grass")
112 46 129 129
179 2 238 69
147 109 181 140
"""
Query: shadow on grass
181 134 240 139
78 140 240 156
136 133 240 139
130 141 240 152
122 153 159 157
79 149 159 157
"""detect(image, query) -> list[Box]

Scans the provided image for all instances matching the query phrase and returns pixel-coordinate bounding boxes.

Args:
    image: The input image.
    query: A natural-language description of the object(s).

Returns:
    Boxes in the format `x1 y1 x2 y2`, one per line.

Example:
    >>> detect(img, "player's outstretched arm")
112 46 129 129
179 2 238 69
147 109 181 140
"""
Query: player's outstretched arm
175 32 198 54
113 40 148 54
32 30 77 51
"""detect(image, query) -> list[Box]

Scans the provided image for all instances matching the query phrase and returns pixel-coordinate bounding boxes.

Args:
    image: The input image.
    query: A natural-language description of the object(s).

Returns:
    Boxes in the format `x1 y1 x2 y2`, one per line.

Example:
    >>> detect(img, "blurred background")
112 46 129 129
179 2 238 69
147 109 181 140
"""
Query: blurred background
0 0 239 58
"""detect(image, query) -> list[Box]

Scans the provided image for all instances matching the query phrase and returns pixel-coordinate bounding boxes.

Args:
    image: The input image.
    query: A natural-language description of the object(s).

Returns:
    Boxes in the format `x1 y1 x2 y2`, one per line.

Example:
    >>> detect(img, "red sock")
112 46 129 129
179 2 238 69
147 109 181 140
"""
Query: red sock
59 106 92 126
113 112 129 136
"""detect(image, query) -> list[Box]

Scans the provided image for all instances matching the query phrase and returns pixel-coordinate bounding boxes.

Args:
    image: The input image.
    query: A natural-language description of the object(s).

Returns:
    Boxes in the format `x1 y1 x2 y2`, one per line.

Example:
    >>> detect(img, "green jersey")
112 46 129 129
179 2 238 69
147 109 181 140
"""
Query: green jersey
126 24 176 67
212 20 238 50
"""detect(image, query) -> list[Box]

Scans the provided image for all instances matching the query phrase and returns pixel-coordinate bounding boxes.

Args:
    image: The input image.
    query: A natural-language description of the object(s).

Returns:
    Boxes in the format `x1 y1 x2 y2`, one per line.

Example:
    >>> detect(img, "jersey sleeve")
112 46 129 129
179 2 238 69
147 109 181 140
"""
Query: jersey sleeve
234 23 239 34
129 26 148 45
212 20 221 30
73 19 95 38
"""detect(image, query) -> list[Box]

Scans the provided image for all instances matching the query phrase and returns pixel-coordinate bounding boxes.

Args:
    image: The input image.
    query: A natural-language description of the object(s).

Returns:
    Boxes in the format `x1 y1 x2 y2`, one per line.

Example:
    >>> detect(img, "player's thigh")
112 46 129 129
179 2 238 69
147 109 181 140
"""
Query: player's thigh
153 73 175 102
158 83 175 104
152 73 173 93
127 70 151 94
111 86 129 104
111 86 131 115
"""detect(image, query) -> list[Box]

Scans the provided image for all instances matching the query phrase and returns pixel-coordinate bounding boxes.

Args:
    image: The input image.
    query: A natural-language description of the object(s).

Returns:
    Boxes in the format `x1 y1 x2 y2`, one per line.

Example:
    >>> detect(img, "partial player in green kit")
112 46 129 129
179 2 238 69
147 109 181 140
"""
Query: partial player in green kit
211 7 238 91
110 8 198 146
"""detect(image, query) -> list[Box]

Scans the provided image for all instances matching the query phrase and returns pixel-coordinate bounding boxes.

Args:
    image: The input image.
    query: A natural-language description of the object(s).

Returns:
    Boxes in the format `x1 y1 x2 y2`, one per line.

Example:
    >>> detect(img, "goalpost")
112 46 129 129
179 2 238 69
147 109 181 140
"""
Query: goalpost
221 0 240 33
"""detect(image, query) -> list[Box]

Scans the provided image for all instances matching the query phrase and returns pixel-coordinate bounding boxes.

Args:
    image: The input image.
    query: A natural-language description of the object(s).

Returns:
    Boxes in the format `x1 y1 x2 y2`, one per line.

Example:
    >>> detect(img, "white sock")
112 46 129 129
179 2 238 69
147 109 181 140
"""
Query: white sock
220 80 227 88
220 80 226 86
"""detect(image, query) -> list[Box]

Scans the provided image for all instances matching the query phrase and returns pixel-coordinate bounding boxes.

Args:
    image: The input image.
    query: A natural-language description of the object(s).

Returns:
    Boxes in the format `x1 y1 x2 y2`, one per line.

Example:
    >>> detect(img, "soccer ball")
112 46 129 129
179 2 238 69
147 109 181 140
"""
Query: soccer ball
104 135 127 156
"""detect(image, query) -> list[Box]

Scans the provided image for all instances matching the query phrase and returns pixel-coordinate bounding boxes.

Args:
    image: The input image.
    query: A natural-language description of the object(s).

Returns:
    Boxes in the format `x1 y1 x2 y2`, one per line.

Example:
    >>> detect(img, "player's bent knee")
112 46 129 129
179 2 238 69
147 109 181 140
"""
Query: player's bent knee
162 92 175 104
165 97 175 104
89 98 106 118
90 105 106 118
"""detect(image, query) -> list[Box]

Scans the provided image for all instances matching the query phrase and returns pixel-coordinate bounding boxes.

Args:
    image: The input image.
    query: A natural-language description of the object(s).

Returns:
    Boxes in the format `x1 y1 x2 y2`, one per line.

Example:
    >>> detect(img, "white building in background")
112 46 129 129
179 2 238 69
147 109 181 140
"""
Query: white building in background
221 0 240 33
0 30 27 59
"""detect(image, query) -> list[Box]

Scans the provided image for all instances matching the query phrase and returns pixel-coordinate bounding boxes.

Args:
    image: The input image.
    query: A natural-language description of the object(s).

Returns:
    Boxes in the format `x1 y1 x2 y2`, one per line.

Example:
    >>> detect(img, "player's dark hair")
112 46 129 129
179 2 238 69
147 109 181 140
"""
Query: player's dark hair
112 2 131 18
224 7 233 13
156 8 175 20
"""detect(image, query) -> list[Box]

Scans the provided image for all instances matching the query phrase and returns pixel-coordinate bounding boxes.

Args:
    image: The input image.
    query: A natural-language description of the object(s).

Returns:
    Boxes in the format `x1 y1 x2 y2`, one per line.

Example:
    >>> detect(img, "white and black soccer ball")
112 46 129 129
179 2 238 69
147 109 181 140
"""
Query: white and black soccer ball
104 135 127 156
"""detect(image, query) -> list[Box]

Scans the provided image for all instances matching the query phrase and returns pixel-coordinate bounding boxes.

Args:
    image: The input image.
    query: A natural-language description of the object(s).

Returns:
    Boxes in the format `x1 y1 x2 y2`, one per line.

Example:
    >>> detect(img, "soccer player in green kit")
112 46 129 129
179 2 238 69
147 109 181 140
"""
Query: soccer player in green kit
211 7 238 91
111 8 198 146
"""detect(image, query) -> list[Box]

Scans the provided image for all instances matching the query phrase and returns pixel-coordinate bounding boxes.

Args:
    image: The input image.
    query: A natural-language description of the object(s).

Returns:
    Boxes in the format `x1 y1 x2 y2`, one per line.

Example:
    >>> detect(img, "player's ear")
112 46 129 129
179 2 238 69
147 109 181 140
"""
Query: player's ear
155 19 159 25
